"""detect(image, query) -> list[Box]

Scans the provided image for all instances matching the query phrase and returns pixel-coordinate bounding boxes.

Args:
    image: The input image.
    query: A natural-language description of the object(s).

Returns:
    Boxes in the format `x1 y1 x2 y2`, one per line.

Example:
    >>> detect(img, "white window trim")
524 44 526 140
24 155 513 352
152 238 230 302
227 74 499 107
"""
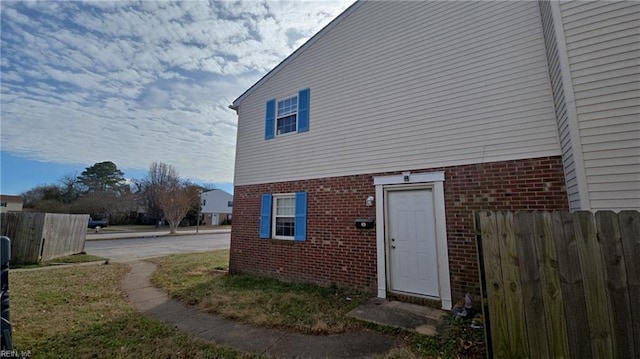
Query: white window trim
373 171 452 310
272 193 296 240
275 94 298 137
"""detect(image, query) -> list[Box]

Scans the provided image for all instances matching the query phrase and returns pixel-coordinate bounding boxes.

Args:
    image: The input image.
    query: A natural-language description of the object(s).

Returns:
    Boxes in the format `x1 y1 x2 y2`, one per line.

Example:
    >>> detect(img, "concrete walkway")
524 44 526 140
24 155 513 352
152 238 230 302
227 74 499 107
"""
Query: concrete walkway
122 261 401 358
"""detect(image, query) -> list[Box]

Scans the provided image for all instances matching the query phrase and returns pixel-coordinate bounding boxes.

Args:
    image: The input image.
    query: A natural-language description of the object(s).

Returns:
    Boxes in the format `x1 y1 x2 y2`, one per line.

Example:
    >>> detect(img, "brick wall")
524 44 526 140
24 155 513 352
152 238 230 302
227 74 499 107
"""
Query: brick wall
230 156 569 300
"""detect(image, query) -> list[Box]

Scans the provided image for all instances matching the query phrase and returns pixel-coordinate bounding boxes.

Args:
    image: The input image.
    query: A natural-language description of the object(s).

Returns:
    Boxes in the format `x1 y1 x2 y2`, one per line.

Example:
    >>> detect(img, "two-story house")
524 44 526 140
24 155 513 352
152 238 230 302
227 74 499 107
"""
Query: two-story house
201 189 233 226
228 1 639 310
0 195 24 214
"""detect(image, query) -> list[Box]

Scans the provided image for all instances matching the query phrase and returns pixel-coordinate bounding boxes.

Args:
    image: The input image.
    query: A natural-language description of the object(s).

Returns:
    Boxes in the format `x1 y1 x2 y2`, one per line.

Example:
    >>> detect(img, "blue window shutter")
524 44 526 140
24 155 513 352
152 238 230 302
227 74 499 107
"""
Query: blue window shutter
297 88 310 133
260 194 272 238
265 99 275 140
294 192 307 241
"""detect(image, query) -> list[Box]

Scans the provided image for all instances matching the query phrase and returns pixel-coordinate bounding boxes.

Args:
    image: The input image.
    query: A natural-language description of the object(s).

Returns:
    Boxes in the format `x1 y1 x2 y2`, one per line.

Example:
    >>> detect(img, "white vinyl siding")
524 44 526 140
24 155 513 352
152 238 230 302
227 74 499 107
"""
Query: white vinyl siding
234 1 561 185
560 1 640 211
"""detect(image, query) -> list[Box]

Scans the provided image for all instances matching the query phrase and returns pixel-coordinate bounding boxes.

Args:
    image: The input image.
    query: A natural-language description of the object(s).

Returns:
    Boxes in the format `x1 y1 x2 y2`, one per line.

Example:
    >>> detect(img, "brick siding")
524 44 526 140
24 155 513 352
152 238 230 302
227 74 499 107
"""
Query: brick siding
230 156 569 300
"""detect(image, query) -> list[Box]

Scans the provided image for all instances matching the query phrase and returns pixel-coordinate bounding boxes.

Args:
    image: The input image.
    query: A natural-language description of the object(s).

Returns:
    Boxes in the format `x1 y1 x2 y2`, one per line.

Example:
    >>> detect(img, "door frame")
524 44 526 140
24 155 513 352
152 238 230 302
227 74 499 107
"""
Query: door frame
385 186 438 298
373 171 452 310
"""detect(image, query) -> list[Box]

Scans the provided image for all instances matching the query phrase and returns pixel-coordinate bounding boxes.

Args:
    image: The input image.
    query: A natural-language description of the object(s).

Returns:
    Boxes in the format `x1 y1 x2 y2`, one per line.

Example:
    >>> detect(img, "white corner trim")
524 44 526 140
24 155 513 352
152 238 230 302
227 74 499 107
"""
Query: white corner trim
434 180 452 310
550 1 590 210
373 171 451 310
375 184 386 298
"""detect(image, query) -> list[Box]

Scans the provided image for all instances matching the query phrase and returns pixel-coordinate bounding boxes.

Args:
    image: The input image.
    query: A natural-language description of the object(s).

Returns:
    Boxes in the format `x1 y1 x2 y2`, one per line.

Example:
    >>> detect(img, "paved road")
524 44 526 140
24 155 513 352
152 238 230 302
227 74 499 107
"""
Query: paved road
84 232 230 262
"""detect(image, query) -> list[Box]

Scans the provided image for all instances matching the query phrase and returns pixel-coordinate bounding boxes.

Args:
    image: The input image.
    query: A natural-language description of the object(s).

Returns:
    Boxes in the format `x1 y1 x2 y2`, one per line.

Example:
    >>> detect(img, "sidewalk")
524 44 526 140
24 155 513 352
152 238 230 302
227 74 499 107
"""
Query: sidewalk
122 261 401 358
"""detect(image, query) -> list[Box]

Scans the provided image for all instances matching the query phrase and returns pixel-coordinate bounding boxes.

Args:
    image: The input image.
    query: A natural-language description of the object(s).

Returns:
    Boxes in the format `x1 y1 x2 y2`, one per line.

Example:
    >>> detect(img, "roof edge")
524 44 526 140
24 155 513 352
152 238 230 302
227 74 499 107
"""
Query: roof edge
230 0 364 109
0 195 24 202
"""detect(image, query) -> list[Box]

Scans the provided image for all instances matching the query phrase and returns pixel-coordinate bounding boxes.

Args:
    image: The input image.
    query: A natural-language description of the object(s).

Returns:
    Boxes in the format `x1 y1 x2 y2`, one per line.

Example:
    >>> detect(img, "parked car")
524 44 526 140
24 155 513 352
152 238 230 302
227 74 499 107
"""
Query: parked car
88 217 108 228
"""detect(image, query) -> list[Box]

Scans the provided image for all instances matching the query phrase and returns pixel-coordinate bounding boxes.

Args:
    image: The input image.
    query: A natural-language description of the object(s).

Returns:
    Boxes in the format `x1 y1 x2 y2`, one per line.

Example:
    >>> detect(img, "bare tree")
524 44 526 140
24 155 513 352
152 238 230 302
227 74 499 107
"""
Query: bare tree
157 182 199 234
59 173 81 204
141 162 180 224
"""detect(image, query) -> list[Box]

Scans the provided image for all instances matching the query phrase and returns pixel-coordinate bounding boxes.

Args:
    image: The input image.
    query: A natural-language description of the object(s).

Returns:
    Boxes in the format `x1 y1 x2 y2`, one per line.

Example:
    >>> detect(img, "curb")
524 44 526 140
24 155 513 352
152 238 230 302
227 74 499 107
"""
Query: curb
10 260 109 272
86 229 230 241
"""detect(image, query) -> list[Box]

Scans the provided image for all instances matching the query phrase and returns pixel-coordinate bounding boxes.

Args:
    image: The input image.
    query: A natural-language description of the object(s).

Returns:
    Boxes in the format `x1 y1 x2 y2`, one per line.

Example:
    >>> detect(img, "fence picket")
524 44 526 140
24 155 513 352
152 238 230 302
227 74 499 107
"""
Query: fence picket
552 211 591 359
537 212 569 358
618 211 640 358
574 211 614 359
477 211 511 358
515 211 549 358
496 211 529 358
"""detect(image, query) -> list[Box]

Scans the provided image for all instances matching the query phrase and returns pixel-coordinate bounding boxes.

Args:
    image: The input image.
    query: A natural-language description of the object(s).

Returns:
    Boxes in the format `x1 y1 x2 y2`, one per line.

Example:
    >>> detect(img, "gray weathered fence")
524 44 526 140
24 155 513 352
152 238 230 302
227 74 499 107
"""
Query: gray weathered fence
475 210 639 359
0 213 88 264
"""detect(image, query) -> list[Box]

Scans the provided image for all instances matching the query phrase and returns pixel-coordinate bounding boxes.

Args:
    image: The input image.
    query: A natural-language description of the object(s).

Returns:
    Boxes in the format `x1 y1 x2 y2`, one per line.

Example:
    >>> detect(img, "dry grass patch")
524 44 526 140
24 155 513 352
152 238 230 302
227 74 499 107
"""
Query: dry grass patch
10 263 259 358
150 250 369 334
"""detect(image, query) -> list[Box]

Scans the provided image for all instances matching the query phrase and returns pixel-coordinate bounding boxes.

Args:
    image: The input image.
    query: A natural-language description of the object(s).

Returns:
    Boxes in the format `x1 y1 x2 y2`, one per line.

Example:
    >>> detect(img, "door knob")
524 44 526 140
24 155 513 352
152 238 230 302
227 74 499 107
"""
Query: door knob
391 245 396 249
391 238 395 242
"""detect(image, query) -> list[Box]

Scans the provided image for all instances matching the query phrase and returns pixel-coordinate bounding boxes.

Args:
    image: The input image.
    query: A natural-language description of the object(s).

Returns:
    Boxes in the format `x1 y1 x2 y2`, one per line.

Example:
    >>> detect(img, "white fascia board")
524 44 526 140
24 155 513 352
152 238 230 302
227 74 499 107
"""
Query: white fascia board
374 171 445 186
229 1 364 111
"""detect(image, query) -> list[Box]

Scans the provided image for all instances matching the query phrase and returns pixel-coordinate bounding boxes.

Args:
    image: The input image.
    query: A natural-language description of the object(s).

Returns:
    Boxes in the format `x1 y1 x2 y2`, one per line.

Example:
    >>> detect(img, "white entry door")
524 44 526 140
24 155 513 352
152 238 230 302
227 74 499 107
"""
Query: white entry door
387 189 439 297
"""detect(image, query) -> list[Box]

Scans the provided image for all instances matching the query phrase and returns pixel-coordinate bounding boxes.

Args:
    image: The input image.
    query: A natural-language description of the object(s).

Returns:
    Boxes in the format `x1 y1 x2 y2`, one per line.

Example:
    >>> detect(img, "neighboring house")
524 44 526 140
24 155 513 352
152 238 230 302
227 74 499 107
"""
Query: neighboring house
201 189 233 226
0 195 24 213
228 1 640 310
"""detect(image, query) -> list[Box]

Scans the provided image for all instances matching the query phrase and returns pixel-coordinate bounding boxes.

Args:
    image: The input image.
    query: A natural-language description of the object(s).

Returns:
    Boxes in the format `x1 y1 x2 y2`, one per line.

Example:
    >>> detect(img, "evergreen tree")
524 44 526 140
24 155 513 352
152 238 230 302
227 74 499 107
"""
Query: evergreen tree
77 161 125 193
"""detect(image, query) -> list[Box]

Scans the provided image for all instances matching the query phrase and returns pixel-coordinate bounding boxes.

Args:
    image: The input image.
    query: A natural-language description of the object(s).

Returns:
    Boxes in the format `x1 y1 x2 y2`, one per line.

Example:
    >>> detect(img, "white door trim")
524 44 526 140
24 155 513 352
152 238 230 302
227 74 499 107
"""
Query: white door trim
373 171 452 310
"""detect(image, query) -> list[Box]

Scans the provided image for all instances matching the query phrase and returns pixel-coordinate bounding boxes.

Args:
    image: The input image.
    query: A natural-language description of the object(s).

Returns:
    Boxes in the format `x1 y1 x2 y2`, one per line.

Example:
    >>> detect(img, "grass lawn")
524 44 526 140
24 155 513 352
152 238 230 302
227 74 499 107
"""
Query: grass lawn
150 250 486 358
10 263 260 358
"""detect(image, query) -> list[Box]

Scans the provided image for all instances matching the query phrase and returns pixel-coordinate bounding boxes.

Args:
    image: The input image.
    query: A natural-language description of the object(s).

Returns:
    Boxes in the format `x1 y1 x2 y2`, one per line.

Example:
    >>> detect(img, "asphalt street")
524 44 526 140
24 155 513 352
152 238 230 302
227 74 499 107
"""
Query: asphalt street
84 232 230 262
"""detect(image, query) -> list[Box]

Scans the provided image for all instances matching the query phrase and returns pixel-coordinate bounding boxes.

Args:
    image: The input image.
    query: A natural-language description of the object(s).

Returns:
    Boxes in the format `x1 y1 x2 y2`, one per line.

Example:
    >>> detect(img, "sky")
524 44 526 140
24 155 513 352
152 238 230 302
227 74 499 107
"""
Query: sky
0 0 354 195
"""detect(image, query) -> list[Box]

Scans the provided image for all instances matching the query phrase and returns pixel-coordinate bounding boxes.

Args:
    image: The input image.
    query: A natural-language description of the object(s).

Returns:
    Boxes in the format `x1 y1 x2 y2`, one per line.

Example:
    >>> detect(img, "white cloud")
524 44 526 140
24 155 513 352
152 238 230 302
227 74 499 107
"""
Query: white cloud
0 0 354 183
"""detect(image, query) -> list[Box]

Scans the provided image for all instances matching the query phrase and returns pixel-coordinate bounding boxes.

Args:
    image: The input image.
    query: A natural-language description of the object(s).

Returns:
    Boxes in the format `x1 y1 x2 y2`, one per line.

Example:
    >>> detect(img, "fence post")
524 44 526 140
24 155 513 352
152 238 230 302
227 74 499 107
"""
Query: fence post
1 236 12 351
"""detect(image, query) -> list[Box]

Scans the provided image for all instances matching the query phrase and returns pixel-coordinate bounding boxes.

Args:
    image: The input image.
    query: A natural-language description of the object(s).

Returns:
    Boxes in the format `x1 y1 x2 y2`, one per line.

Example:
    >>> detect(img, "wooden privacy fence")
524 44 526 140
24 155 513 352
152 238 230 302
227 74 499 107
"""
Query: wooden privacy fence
0 213 88 264
475 210 639 359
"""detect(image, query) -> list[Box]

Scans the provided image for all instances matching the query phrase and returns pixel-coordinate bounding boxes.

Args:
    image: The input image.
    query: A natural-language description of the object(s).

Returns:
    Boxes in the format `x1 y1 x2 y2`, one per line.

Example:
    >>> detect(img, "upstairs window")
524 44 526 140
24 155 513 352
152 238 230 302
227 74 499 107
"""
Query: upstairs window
264 88 310 140
276 96 298 135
